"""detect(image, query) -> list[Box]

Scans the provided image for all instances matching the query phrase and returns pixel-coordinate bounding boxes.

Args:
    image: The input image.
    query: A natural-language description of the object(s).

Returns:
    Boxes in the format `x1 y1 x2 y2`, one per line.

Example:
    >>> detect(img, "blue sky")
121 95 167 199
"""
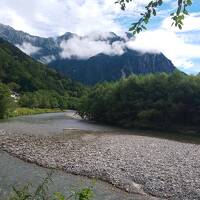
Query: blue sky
0 0 199 73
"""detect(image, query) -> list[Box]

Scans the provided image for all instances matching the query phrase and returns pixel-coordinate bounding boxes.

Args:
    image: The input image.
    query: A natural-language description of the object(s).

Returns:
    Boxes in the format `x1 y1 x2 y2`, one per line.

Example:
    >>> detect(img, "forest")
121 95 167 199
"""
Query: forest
78 72 200 131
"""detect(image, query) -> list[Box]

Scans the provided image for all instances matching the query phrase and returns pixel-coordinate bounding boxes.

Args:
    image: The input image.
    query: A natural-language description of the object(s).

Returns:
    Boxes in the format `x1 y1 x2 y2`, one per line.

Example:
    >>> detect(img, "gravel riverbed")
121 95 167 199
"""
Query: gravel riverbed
0 129 200 199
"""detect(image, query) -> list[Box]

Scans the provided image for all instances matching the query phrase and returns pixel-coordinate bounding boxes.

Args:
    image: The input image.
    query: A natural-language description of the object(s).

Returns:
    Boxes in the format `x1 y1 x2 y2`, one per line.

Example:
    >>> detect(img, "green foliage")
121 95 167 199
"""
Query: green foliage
0 82 15 119
74 188 93 200
10 185 32 200
0 38 87 110
78 72 200 130
54 192 66 200
116 0 193 34
0 38 84 94
8 172 53 200
18 90 84 110
8 173 94 200
19 90 69 109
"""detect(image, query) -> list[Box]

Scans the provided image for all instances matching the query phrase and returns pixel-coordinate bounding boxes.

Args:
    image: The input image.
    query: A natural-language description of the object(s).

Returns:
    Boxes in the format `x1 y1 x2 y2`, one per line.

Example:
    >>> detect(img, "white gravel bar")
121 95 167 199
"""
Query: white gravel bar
0 129 200 199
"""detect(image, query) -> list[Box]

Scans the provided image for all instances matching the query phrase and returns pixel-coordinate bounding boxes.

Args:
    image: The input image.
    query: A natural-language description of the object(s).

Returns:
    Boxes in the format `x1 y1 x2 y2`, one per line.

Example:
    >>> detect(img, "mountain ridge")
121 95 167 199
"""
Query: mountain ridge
50 49 175 84
0 23 176 85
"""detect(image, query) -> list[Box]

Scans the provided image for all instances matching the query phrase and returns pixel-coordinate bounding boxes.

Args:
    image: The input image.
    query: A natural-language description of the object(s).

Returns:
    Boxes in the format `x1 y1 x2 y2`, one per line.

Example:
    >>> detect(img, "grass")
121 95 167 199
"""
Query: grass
7 172 94 200
9 107 62 118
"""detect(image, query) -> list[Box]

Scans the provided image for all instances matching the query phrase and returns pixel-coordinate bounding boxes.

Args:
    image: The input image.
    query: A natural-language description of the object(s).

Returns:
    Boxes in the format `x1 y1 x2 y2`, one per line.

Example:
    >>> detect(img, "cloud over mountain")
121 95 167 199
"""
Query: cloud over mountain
0 0 200 73
60 34 128 59
16 42 41 56
0 23 176 85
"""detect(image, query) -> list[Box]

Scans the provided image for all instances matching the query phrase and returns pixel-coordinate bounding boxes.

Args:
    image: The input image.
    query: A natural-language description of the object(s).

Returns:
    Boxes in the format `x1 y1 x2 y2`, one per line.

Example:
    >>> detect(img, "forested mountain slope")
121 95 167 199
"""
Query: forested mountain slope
0 37 83 96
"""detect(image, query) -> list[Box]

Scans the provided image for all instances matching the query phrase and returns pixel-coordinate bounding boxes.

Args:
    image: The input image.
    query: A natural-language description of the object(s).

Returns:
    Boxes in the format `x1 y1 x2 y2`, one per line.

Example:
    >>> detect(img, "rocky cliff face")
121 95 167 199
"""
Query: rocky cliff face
49 50 175 84
0 23 176 85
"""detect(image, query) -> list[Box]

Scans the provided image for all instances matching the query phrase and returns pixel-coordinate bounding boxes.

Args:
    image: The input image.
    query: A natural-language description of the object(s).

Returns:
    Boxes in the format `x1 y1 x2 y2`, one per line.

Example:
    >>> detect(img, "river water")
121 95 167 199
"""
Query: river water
0 111 136 200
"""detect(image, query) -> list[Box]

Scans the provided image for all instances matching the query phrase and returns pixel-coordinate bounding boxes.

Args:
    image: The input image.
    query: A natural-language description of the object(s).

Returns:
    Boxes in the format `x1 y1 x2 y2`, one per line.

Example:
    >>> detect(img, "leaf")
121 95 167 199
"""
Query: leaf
54 192 65 200
153 9 156 16
178 24 182 29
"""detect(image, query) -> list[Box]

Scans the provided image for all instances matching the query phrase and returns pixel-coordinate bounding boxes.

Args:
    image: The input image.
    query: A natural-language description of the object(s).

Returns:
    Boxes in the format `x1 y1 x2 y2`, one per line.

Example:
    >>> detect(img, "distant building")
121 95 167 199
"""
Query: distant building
10 91 20 102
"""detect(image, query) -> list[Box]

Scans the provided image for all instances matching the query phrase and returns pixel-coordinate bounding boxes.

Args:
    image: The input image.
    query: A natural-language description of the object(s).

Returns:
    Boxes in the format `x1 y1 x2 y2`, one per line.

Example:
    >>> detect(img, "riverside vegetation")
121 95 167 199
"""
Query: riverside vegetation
78 71 200 132
7 172 94 200
2 71 200 133
0 83 65 118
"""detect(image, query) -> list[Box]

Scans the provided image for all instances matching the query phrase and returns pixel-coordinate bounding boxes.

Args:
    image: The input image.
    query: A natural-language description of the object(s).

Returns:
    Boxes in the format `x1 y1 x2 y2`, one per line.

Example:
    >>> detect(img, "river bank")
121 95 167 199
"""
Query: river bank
1 149 145 200
0 112 156 200
1 127 200 199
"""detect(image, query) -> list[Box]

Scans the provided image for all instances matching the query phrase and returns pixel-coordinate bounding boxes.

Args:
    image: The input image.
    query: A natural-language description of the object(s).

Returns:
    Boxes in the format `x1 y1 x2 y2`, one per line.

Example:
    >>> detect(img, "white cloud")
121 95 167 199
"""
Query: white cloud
0 0 157 37
16 42 41 55
84 32 118 41
0 8 28 32
162 12 200 32
127 29 200 70
125 10 200 72
0 0 116 37
40 55 56 64
60 35 126 59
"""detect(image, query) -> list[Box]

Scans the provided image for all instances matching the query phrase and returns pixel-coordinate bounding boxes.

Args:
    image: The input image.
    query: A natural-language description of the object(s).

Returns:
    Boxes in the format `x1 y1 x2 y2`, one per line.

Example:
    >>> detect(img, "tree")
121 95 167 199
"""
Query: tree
116 0 193 34
77 72 200 130
0 83 15 118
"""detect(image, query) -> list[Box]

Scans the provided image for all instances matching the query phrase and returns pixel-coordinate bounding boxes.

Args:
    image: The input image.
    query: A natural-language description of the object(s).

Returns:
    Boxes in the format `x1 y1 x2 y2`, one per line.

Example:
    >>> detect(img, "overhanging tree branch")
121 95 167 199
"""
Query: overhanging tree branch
115 0 193 34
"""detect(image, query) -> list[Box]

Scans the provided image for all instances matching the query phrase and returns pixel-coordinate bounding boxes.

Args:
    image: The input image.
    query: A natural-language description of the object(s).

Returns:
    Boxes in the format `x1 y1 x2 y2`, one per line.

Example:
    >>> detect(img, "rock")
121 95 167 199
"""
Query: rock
0 130 200 199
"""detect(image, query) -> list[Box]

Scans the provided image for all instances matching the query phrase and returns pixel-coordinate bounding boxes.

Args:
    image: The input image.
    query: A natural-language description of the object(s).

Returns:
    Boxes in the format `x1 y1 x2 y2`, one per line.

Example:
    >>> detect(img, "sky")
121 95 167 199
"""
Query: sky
0 0 200 74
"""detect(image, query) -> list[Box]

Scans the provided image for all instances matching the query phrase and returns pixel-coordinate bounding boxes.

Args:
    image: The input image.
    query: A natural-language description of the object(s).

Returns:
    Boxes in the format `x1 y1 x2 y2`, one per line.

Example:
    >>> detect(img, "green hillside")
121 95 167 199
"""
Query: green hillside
0 38 86 111
0 37 84 94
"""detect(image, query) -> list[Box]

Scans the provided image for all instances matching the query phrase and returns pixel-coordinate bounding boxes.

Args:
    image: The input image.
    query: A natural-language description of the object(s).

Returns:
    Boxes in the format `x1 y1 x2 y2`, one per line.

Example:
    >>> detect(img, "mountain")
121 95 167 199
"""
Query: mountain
0 23 176 85
0 37 83 96
50 50 175 85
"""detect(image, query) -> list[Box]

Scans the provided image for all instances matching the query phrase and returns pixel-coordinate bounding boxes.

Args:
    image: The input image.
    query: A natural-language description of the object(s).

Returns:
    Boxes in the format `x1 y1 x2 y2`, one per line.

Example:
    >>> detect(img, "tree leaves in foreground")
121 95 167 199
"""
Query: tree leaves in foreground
78 72 200 131
116 0 193 34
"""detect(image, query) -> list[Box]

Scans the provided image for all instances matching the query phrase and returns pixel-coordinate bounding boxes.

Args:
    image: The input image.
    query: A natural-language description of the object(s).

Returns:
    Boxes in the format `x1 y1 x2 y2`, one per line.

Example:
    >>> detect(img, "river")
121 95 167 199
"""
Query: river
0 111 137 200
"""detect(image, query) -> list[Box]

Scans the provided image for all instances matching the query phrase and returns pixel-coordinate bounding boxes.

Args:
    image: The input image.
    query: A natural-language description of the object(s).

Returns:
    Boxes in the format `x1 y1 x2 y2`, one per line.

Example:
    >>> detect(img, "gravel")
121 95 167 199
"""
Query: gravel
0 129 200 199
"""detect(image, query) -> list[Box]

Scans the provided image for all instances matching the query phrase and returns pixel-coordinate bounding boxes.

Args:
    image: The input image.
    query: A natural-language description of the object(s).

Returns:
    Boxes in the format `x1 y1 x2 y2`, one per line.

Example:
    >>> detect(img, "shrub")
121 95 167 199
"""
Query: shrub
8 172 94 200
